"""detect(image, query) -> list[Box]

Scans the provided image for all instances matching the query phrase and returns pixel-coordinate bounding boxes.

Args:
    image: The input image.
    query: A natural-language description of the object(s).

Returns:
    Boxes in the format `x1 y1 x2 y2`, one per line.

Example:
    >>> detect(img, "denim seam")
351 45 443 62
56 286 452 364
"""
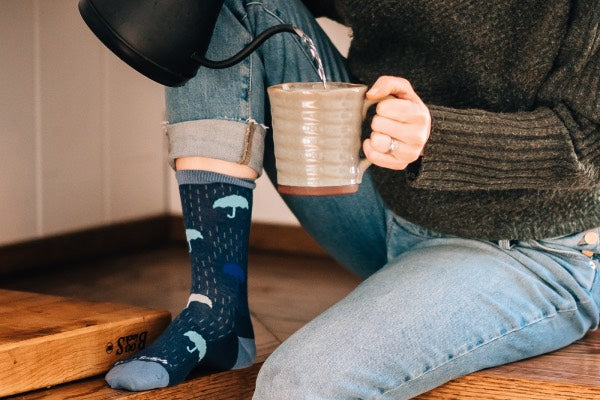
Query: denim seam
172 115 267 127
385 211 396 248
228 5 253 121
241 120 257 165
207 116 249 124
244 1 322 78
239 10 248 23
385 210 402 261
247 37 253 122
376 305 586 399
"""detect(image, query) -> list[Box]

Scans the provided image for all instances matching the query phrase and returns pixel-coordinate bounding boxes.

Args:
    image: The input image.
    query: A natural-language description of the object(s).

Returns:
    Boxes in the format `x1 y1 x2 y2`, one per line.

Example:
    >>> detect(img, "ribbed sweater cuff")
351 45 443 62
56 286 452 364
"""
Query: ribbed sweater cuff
408 105 580 190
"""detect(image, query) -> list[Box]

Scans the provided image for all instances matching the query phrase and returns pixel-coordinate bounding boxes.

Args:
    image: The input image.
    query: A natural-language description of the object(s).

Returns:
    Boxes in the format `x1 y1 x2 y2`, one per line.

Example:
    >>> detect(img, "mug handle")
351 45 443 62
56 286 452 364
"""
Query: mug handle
357 95 396 181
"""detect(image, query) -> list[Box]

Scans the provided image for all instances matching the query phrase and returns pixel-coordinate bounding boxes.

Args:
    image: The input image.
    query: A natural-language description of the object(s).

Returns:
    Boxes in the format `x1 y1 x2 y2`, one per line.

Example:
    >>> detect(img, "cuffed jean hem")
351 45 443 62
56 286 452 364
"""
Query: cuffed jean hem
166 118 266 175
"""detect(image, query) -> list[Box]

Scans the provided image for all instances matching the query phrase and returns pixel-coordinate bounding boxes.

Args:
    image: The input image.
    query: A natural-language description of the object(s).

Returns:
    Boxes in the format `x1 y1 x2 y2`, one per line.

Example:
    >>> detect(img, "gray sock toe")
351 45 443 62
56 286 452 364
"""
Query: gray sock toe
105 360 170 391
232 337 256 369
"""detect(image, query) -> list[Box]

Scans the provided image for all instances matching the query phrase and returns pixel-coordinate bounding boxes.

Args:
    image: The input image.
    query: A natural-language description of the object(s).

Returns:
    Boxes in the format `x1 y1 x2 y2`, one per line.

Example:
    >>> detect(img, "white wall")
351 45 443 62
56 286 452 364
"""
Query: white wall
0 2 351 246
0 0 165 246
1 1 37 244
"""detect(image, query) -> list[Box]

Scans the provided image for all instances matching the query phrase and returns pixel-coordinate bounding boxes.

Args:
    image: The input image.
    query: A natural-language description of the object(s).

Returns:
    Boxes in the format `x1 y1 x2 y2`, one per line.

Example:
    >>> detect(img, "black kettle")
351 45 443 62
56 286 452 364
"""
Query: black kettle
78 0 299 87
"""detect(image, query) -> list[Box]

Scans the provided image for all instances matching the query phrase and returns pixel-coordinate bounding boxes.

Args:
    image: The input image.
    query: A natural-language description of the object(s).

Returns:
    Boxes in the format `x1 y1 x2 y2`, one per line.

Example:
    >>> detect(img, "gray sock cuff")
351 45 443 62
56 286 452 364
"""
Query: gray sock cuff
176 170 256 190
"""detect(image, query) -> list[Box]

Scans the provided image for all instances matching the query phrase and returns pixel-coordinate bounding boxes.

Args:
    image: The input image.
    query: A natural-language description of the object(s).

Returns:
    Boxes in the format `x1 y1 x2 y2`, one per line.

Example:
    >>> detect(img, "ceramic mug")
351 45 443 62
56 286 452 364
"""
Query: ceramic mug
268 82 389 196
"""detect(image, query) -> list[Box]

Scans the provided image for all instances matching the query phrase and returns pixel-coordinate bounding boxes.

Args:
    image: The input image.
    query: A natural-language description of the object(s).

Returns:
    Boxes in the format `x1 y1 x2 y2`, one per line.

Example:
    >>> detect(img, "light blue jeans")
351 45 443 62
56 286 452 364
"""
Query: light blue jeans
165 0 600 398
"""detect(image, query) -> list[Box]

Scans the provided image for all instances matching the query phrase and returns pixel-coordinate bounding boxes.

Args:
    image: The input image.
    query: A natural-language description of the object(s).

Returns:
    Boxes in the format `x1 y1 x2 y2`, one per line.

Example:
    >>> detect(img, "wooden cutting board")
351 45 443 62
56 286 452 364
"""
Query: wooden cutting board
0 289 171 398
7 315 281 400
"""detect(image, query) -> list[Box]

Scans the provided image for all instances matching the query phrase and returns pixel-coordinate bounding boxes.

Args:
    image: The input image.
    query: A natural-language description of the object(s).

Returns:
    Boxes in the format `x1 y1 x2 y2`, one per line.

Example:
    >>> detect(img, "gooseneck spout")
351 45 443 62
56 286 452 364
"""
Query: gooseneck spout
191 24 300 69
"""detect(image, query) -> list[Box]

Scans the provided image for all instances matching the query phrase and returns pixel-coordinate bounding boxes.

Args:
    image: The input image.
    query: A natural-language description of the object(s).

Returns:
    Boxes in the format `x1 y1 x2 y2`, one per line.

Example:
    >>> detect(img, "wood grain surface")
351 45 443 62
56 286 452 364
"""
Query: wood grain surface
4 247 600 399
415 375 600 399
0 289 171 398
7 314 280 400
8 364 263 400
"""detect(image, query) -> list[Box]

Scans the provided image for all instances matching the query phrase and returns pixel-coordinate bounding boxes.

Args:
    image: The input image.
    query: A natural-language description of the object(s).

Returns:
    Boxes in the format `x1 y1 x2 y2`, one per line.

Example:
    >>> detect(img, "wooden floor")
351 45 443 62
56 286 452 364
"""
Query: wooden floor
1 244 360 344
2 245 600 399
0 244 360 399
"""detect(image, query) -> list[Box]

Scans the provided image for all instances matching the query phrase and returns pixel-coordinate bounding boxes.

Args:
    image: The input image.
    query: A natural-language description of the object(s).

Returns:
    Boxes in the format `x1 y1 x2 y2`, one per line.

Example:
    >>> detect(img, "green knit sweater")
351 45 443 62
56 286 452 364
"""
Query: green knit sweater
303 0 600 240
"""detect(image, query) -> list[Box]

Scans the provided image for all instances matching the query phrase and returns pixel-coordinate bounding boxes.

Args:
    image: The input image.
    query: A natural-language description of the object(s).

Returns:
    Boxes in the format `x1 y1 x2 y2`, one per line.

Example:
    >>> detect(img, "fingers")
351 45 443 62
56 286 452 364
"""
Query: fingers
366 76 421 103
370 132 393 153
375 98 429 124
363 75 431 171
371 115 429 147
363 138 417 170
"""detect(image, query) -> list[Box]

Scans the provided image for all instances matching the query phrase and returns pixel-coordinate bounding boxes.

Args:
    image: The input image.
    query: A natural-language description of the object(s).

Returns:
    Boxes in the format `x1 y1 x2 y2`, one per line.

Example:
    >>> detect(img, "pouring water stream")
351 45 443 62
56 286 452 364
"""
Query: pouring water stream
294 27 328 89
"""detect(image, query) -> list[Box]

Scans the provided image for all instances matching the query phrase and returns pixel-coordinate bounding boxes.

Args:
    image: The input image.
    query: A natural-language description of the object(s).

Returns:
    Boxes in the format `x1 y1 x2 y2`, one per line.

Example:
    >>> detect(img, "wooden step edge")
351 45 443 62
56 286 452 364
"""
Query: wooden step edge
0 216 171 275
0 217 329 276
0 308 172 352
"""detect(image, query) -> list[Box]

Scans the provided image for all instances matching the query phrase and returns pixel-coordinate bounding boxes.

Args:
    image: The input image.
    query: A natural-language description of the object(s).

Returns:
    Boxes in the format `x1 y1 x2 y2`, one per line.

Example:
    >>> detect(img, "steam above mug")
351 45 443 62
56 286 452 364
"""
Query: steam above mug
78 0 300 87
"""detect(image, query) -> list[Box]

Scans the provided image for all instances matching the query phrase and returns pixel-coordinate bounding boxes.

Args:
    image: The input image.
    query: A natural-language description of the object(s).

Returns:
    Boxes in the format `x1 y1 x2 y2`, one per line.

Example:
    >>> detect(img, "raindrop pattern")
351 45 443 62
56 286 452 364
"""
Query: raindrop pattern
108 181 255 388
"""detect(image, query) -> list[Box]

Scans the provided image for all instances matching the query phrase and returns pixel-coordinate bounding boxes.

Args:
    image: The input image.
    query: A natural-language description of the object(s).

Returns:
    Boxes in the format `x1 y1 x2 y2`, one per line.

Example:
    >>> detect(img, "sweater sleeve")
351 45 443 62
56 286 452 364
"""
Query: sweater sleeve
409 11 599 191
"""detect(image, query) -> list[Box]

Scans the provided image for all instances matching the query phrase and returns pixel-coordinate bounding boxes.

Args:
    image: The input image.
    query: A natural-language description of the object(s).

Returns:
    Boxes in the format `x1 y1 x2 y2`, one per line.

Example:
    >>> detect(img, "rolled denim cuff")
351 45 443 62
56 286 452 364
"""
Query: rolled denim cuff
166 119 266 175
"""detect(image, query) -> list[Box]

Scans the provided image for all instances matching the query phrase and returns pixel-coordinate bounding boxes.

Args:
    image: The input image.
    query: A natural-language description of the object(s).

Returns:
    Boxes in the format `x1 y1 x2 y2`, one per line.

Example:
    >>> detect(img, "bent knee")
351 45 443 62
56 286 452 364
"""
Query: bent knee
254 347 329 399
252 337 368 399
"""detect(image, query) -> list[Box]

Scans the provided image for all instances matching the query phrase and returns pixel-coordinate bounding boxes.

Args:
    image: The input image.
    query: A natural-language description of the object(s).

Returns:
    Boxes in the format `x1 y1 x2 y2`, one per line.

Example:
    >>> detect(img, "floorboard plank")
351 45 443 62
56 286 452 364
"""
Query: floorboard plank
8 364 263 400
415 374 600 399
3 246 600 399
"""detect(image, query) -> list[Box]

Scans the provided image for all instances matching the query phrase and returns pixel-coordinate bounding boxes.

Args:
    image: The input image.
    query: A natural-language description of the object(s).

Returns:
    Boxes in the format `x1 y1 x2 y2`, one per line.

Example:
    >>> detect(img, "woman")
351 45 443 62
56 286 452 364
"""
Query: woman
106 0 600 398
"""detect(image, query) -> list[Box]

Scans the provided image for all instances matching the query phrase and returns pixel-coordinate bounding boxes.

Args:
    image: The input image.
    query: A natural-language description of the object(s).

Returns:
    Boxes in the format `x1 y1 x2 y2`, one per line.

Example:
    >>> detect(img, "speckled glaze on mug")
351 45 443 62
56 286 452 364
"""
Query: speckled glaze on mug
268 82 375 196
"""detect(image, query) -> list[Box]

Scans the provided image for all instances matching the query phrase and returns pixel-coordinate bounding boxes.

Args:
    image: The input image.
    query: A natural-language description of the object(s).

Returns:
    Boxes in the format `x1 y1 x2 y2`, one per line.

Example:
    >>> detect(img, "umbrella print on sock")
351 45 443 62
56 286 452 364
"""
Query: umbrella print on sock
185 229 203 253
212 195 249 218
187 293 213 308
223 262 245 283
184 331 207 363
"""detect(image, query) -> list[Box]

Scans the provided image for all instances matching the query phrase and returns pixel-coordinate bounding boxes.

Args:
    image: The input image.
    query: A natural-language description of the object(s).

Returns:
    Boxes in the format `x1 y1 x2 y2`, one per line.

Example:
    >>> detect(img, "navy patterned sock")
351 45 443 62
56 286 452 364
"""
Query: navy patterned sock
105 170 256 391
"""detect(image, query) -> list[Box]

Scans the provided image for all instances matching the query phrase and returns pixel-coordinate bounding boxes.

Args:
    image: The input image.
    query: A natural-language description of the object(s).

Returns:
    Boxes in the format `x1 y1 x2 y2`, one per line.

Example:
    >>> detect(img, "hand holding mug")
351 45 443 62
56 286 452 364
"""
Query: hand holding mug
363 76 431 170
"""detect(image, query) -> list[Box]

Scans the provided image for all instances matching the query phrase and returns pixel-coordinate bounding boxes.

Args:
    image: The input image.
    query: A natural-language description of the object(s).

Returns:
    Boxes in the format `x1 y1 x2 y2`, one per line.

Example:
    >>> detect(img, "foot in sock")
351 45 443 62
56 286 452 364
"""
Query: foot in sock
105 171 256 391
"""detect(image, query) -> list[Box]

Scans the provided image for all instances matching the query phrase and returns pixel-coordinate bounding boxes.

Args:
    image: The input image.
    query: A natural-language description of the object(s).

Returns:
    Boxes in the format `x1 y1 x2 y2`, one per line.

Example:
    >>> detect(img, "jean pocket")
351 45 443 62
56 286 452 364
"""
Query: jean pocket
524 228 600 292
529 228 600 254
